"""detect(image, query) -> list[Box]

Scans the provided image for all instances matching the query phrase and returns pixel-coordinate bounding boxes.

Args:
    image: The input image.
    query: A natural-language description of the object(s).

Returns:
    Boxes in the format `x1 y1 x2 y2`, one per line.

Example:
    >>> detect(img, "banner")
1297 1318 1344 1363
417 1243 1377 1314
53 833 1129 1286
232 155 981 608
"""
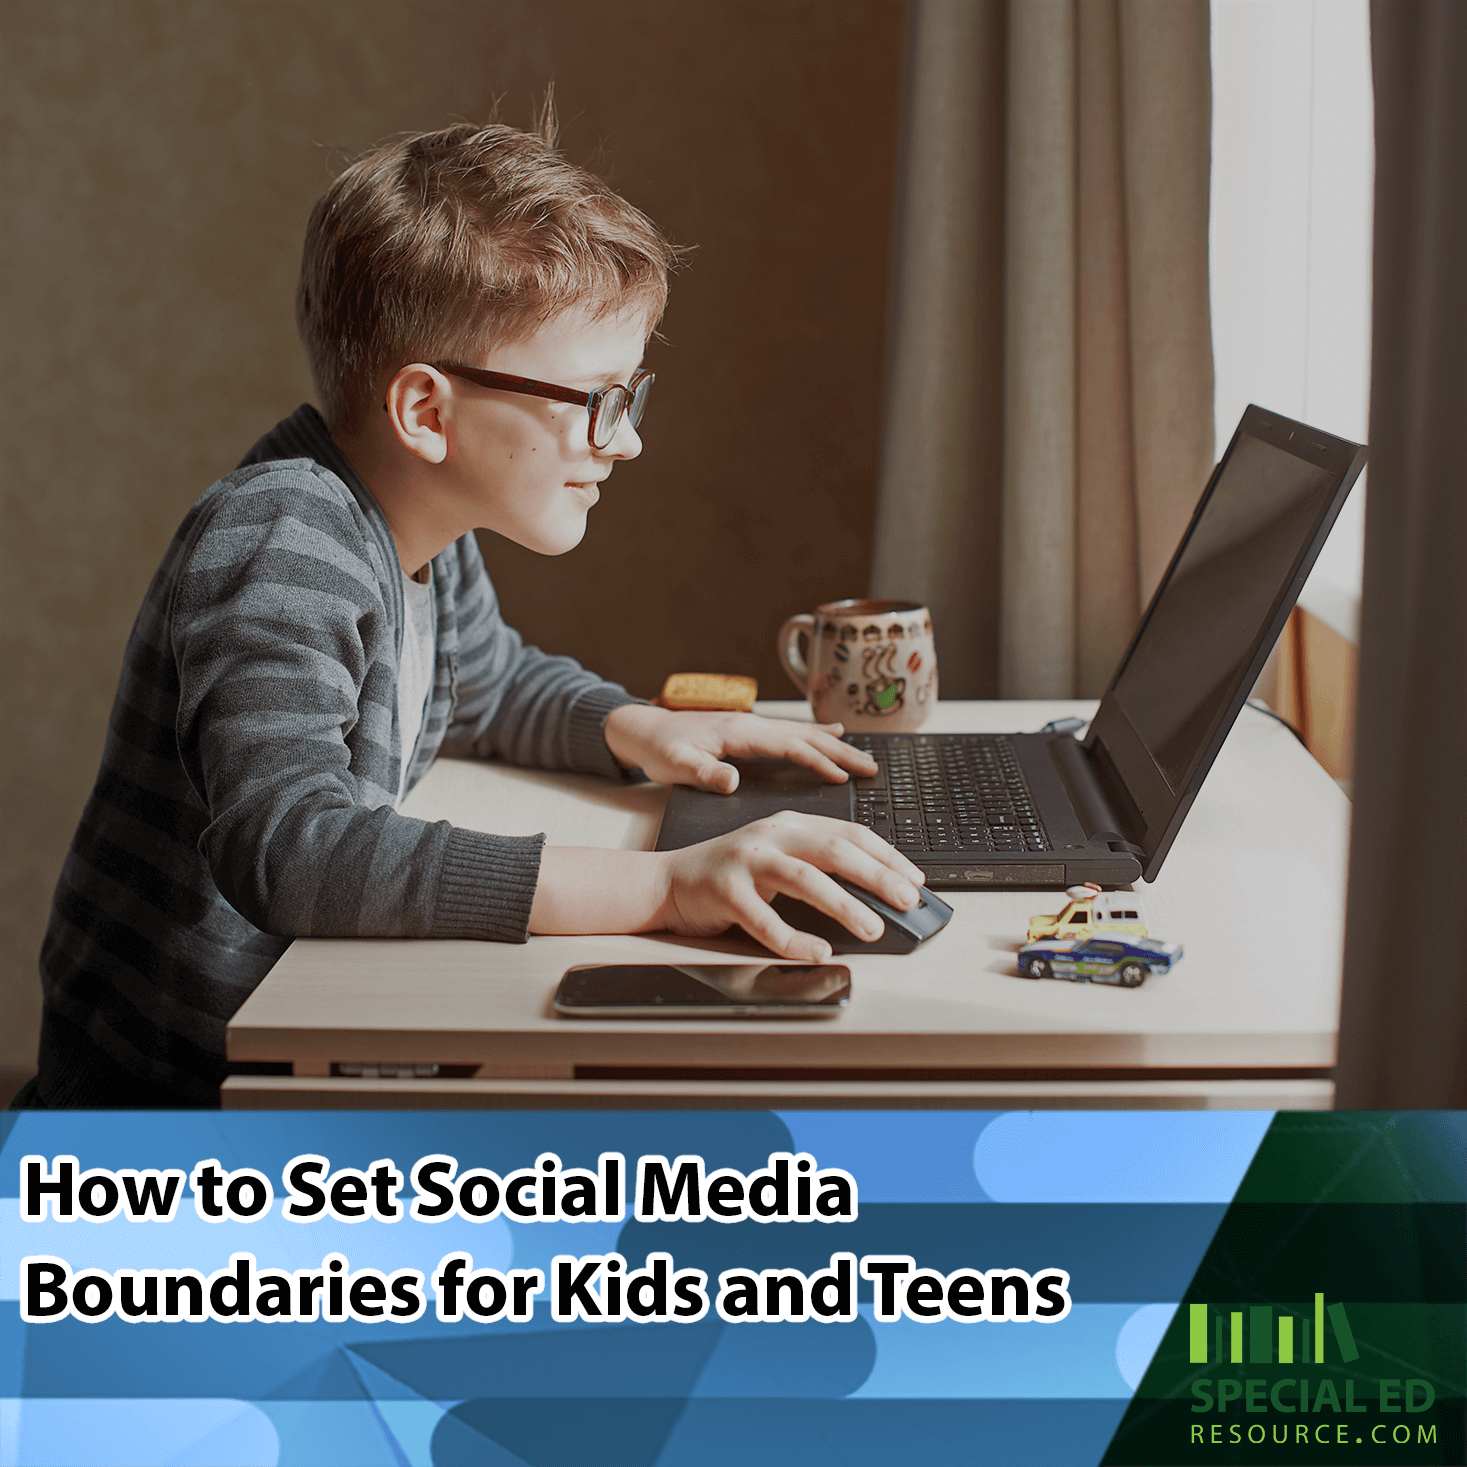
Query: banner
2 1110 1461 1465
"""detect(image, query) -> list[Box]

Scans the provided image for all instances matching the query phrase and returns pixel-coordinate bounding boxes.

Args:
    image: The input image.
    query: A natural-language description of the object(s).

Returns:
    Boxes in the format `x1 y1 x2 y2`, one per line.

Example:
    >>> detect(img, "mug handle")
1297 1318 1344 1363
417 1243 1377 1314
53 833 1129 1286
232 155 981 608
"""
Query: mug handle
777 614 817 695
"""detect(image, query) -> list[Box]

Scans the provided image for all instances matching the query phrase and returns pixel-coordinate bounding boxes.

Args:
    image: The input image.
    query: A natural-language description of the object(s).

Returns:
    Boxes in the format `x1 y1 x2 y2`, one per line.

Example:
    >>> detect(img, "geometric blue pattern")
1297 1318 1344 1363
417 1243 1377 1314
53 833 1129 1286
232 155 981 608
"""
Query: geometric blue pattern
2 1110 1262 1466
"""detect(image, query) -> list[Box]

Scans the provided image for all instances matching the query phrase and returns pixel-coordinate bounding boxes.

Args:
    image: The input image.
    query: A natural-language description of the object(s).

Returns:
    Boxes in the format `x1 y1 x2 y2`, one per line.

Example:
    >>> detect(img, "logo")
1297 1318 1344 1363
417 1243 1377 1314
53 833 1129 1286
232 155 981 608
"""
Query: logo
1183 1293 1438 1452
1188 1294 1358 1365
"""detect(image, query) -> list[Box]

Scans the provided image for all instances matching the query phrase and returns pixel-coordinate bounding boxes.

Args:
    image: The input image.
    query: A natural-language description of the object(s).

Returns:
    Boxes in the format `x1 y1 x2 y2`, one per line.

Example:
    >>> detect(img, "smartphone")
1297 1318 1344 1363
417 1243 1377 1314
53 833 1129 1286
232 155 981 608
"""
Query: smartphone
553 963 851 1018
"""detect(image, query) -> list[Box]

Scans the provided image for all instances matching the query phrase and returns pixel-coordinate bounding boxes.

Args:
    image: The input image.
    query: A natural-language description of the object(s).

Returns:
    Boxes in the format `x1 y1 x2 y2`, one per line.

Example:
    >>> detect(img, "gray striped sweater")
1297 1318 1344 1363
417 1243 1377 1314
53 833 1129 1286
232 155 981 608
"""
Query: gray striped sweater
38 405 637 1107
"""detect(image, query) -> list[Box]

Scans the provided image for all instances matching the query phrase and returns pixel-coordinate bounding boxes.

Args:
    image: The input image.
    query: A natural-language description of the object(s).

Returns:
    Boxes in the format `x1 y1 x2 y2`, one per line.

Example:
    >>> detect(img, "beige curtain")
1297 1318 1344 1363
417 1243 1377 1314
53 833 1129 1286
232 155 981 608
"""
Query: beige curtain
872 0 1215 698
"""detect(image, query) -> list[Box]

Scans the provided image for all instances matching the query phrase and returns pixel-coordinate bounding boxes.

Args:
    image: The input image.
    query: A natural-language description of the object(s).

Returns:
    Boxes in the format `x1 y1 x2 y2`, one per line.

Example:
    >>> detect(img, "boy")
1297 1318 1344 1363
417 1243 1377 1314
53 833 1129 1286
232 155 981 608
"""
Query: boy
35 121 923 1108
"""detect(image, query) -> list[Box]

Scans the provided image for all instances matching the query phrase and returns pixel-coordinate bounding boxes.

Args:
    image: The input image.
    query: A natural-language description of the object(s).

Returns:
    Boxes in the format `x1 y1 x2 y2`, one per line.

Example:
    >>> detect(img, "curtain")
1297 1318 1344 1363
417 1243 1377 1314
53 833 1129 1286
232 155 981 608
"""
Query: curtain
872 0 1214 698
1335 0 1467 1108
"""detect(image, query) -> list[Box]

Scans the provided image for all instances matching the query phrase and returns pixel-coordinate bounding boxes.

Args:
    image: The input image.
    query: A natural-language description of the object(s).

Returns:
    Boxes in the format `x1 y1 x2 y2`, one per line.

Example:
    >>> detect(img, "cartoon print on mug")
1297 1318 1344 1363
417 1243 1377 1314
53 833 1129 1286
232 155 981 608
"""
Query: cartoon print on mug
860 643 905 716
863 679 906 715
916 645 937 704
861 642 896 683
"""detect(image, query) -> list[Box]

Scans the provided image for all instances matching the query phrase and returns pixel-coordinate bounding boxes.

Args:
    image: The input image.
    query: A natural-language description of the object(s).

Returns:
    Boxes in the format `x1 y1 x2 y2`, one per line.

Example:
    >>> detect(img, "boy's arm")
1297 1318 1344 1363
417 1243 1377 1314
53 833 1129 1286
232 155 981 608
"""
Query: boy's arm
439 534 877 786
602 704 878 789
436 533 638 777
173 467 541 941
170 476 917 956
531 814 926 963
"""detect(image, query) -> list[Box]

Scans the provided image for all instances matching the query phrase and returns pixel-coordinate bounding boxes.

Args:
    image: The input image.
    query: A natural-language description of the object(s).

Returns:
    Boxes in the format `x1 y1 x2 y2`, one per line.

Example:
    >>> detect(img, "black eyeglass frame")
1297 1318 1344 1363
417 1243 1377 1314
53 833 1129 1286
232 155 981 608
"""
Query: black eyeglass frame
431 362 654 450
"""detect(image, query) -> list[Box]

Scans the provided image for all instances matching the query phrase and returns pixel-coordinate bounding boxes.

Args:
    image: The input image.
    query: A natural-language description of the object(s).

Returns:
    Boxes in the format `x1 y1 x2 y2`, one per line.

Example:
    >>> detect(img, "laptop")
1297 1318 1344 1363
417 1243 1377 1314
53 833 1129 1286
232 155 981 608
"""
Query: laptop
656 406 1367 891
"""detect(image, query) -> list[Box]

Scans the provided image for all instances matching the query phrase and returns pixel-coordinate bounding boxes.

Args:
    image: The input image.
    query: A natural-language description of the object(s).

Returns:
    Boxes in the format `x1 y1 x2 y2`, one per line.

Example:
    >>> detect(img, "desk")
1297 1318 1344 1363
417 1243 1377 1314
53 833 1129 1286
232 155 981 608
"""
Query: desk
223 701 1348 1110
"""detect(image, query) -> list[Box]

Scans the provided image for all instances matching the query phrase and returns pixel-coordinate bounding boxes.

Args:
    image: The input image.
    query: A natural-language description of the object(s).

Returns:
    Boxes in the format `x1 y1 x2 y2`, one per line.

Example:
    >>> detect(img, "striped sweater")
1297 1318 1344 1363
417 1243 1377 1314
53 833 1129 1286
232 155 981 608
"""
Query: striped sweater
38 405 637 1107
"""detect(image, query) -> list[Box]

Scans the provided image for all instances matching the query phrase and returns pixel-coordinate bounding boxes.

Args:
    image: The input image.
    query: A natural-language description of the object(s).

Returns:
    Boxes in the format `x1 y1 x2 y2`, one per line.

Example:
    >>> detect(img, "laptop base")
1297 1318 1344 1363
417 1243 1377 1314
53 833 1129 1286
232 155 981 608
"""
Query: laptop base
654 738 1143 892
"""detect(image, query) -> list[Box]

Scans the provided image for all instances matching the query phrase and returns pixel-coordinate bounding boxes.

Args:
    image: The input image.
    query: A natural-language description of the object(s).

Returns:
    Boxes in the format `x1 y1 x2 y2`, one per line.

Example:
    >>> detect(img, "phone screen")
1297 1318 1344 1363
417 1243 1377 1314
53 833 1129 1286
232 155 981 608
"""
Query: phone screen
554 964 851 1015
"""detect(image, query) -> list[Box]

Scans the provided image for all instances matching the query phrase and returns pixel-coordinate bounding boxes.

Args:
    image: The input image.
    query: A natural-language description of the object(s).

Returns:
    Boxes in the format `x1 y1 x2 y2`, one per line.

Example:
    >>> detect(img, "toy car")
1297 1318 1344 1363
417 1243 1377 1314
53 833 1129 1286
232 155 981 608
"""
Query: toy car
1018 934 1182 988
1027 882 1148 943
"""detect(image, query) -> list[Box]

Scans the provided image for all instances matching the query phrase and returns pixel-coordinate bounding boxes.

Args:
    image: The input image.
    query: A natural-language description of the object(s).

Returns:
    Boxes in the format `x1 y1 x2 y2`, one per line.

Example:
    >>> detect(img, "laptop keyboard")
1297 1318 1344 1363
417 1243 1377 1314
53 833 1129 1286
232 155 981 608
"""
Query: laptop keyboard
845 733 1052 856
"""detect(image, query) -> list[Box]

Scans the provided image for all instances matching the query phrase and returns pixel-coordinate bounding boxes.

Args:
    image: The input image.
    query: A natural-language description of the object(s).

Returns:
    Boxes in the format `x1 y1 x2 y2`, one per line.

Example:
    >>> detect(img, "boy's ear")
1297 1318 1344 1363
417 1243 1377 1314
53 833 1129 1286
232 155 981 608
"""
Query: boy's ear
383 366 449 465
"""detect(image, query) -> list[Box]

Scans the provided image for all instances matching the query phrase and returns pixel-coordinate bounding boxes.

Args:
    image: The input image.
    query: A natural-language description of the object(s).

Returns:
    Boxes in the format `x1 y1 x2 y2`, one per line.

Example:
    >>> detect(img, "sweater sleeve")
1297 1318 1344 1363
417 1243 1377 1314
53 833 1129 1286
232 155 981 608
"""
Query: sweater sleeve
437 532 643 776
171 465 543 942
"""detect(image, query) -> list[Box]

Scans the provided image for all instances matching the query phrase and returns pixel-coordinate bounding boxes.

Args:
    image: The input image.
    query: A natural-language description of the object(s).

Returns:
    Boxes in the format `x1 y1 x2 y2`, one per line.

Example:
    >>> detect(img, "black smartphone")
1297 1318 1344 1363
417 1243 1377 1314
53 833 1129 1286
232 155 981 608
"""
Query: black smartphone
553 963 851 1018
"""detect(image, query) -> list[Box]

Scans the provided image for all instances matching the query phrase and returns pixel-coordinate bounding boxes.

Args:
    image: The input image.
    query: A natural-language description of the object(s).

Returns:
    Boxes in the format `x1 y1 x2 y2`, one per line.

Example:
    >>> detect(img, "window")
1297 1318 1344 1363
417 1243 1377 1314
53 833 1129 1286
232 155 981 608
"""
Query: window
1211 0 1372 645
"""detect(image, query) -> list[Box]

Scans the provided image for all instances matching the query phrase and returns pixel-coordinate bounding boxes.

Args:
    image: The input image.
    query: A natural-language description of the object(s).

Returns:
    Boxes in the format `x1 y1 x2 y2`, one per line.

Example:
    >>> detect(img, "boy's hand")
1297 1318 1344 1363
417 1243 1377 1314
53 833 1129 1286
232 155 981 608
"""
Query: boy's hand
654 811 926 961
604 703 878 792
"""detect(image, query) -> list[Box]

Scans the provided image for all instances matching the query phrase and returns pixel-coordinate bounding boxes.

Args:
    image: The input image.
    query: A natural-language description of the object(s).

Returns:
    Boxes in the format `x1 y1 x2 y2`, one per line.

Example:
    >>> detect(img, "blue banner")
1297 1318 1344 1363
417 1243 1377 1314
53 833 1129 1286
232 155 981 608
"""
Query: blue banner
1 1110 1460 1466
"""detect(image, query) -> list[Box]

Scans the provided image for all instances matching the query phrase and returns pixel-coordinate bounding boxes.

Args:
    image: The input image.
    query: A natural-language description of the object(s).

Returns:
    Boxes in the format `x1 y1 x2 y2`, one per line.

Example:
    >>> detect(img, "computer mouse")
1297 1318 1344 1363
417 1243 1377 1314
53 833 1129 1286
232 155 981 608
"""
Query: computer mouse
770 877 954 954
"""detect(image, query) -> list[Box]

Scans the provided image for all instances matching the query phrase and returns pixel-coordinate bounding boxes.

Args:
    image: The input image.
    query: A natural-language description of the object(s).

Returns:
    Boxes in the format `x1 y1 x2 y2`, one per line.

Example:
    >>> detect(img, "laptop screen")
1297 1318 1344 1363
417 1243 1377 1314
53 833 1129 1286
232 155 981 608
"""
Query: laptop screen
1088 405 1366 879
1110 431 1340 791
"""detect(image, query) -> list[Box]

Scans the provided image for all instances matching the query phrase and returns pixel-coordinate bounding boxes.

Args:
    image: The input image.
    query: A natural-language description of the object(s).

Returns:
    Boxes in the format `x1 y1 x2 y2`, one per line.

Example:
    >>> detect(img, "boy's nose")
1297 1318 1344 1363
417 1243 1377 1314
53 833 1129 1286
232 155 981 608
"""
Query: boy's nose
598 414 642 462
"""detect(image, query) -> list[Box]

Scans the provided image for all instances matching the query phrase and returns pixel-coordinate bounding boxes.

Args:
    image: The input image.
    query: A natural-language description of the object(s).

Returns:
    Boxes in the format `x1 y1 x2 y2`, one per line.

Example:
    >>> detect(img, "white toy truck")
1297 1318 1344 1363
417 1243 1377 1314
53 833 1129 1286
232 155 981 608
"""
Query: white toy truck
1026 883 1148 944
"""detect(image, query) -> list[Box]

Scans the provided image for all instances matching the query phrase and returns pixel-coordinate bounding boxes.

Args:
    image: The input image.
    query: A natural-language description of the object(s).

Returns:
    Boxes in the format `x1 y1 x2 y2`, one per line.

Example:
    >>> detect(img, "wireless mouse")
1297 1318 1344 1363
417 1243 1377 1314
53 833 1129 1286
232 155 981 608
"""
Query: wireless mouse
771 877 954 954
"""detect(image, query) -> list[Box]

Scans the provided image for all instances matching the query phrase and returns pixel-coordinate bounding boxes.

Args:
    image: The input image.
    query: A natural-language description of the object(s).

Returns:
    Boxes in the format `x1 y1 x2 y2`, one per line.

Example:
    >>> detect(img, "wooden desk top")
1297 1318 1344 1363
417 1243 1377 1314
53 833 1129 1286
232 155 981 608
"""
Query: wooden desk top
225 701 1349 1095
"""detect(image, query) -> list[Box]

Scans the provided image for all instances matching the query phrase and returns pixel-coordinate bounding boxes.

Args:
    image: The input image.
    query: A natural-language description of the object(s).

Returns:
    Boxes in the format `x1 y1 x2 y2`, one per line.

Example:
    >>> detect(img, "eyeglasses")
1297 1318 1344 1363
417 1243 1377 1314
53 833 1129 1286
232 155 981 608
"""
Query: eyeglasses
432 362 654 450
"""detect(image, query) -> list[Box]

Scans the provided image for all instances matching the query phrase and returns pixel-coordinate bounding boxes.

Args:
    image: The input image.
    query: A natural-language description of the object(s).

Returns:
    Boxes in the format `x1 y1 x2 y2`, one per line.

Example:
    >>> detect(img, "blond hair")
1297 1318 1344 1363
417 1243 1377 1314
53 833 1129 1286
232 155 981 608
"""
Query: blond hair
296 120 678 429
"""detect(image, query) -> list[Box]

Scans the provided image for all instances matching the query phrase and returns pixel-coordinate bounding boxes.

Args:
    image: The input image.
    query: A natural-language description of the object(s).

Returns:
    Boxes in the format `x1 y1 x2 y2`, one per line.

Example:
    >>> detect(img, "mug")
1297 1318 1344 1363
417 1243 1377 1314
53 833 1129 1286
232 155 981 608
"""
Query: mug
777 598 938 732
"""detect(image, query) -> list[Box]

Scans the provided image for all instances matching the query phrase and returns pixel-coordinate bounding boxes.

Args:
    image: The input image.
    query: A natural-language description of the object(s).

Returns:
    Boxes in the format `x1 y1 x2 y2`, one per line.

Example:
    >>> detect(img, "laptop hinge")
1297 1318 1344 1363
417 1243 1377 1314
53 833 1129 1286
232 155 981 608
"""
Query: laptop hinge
1047 735 1146 856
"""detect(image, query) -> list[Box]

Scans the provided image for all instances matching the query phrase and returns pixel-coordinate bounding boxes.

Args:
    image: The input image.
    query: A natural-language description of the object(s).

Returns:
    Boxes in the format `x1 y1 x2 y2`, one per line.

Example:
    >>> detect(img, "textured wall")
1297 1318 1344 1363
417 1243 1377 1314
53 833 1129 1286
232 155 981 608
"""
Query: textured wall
0 0 905 1075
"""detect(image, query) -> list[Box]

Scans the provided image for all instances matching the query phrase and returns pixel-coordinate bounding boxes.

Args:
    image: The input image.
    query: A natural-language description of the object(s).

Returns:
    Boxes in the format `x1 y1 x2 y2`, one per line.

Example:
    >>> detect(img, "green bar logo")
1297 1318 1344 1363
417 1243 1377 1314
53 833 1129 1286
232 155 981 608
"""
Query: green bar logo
1188 1296 1360 1365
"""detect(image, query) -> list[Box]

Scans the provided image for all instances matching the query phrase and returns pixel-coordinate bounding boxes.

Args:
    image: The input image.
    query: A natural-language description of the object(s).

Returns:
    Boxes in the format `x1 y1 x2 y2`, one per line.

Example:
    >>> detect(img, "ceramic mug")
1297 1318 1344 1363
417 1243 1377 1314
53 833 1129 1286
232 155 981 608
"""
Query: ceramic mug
777 598 938 733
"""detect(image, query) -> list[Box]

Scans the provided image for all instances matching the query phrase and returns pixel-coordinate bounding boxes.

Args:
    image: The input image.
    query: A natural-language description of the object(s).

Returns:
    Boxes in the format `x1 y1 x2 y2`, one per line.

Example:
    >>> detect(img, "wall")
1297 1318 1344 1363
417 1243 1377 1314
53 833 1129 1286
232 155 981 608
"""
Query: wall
0 0 905 1079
